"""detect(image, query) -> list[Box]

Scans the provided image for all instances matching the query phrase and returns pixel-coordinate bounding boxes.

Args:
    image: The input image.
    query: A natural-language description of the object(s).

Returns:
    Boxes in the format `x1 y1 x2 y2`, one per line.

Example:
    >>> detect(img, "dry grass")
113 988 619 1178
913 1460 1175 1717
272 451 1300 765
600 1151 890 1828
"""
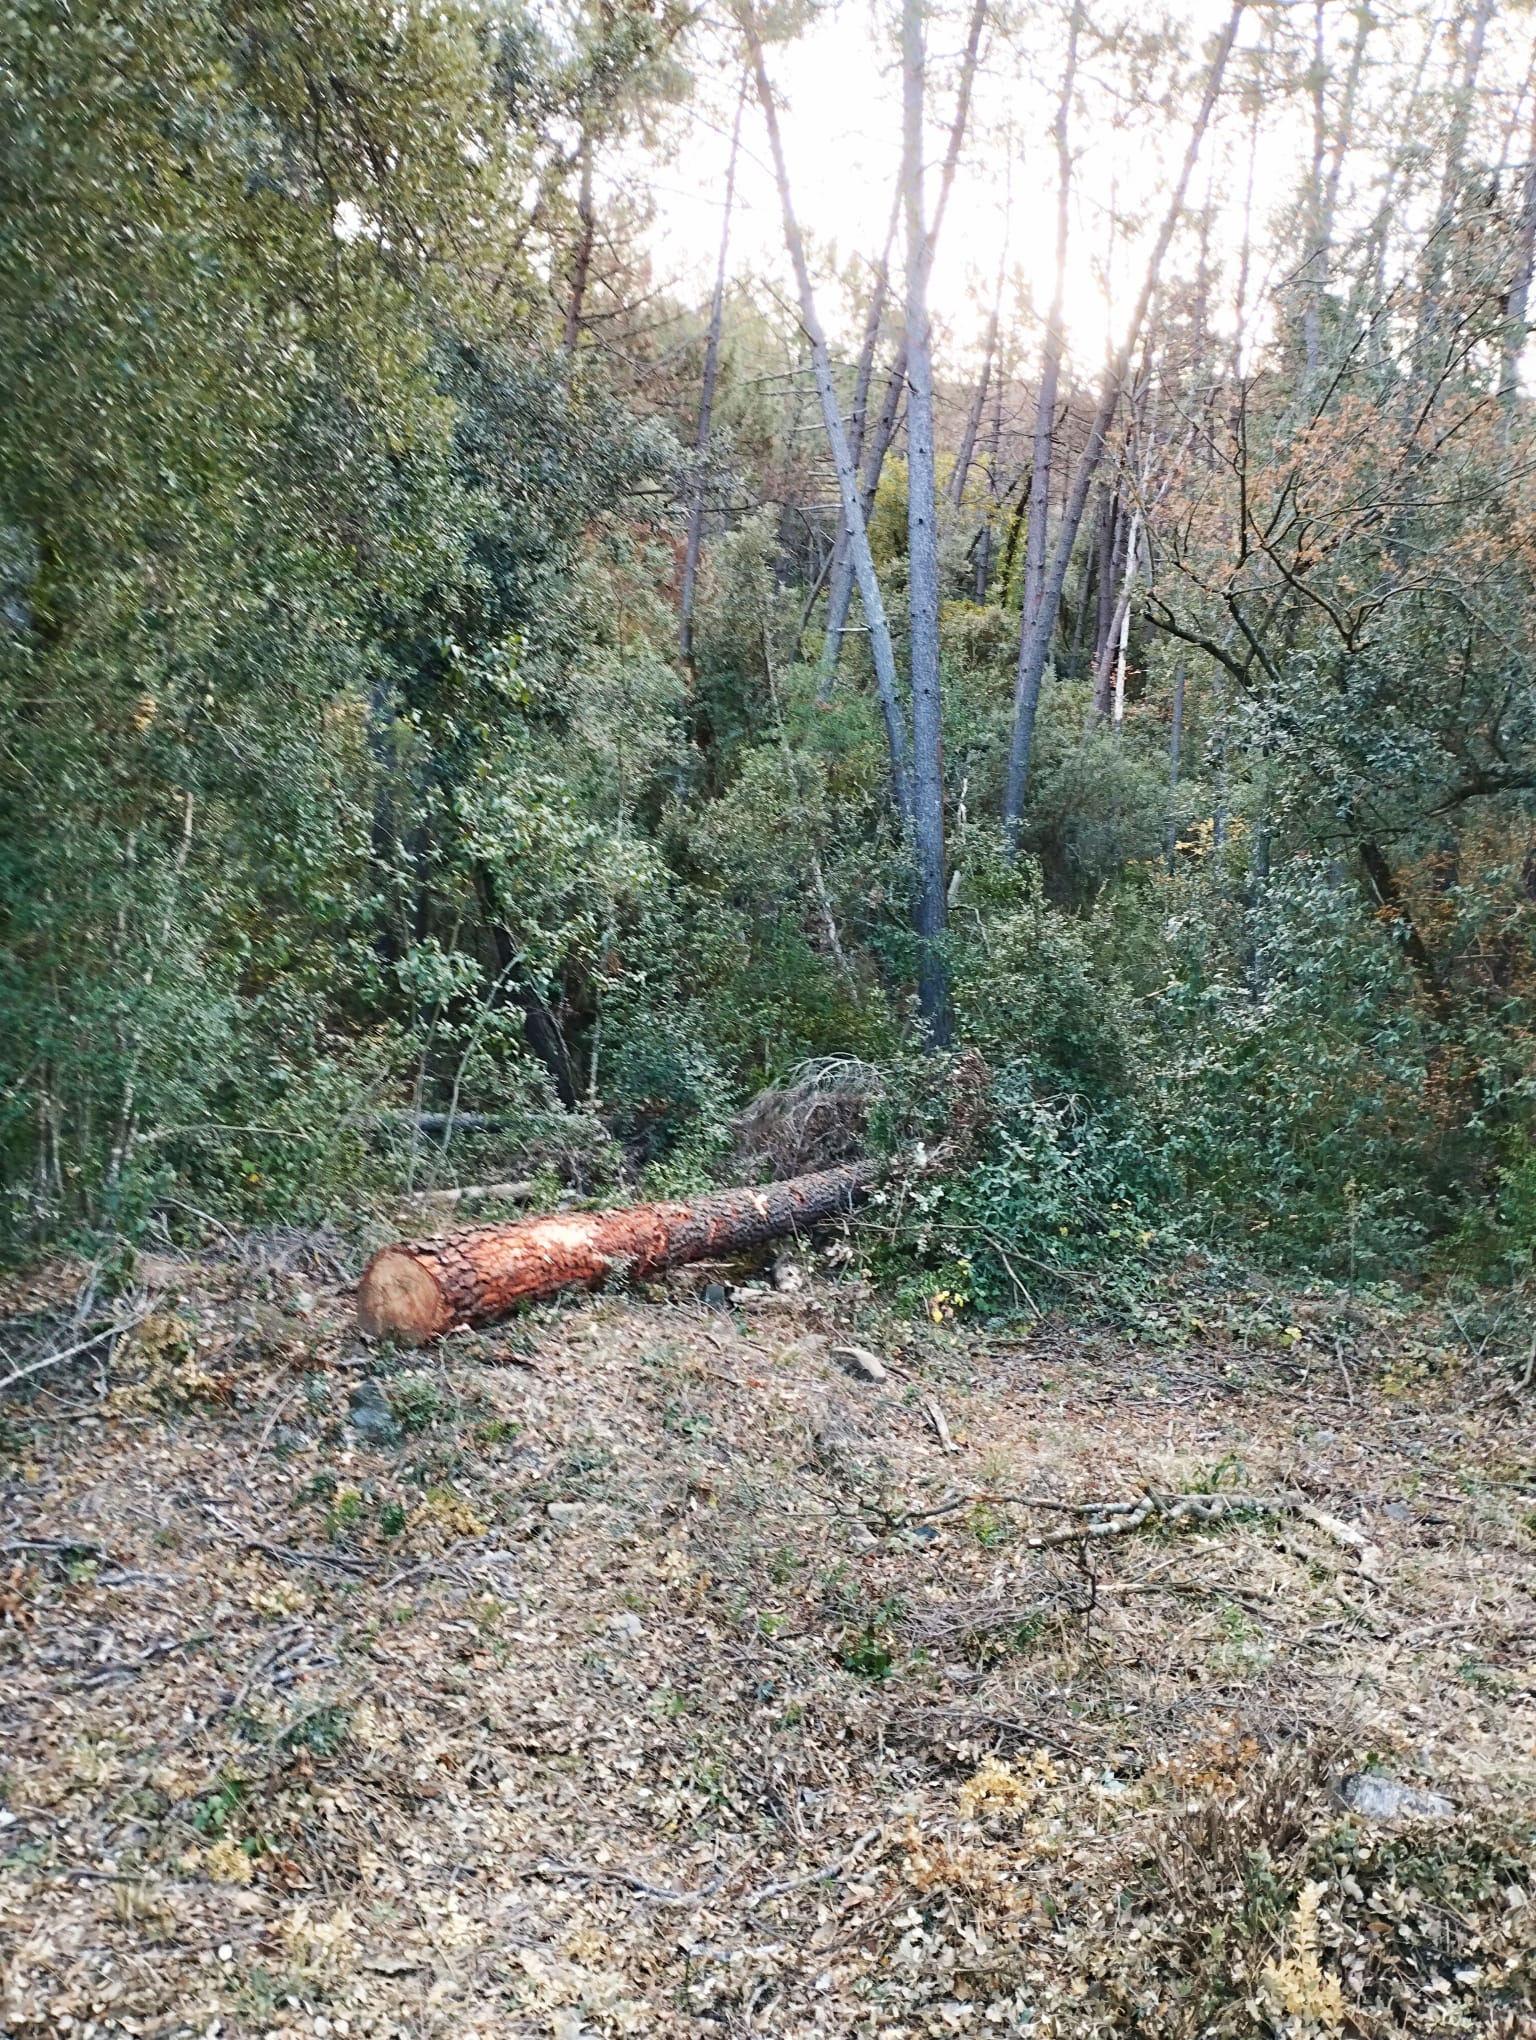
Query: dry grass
1 1242 1534 2037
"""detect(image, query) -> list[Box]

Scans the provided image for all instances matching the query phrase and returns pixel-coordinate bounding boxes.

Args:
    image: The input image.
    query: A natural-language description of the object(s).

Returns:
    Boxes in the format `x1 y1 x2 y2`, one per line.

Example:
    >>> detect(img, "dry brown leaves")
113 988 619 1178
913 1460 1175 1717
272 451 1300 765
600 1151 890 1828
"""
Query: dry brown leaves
1 1248 1533 2037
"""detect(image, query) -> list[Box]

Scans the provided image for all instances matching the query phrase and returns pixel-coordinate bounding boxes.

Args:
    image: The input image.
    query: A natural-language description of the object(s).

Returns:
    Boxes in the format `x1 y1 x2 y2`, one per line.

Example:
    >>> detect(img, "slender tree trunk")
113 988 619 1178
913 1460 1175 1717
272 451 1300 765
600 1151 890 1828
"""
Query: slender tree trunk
949 311 996 508
1001 0 1240 851
1109 510 1140 727
1022 1 1080 638
816 191 901 661
819 337 906 687
1066 521 1094 679
473 863 578 1109
1093 490 1122 681
1302 0 1327 376
1165 658 1185 872
820 0 988 681
1314 0 1370 339
1501 70 1536 426
974 348 1006 598
1091 504 1137 725
903 0 950 1046
950 293 1000 506
740 3 913 821
1411 0 1495 398
679 79 746 672
563 135 595 355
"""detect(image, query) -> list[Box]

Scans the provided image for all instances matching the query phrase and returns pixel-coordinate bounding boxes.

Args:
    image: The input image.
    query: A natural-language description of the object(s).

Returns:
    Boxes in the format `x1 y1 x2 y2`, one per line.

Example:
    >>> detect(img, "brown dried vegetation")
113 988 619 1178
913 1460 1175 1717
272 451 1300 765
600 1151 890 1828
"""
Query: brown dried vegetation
1 1243 1533 2037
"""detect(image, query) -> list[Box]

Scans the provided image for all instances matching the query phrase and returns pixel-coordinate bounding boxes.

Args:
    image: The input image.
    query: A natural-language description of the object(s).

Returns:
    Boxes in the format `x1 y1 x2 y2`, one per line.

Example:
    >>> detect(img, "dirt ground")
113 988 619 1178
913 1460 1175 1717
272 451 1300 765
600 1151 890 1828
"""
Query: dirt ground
2 1232 1534 2038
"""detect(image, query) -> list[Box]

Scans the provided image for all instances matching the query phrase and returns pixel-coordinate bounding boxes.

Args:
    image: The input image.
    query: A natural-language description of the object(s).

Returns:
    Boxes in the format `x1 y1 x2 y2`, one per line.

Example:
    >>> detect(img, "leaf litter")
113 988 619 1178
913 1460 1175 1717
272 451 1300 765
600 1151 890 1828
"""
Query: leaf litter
1 1245 1533 2037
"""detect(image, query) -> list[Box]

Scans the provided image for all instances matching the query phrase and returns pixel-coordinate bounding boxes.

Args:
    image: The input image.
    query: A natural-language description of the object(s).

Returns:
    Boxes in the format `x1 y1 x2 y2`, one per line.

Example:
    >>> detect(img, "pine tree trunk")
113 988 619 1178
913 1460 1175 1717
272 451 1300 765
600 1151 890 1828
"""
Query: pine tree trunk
356 1161 878 1343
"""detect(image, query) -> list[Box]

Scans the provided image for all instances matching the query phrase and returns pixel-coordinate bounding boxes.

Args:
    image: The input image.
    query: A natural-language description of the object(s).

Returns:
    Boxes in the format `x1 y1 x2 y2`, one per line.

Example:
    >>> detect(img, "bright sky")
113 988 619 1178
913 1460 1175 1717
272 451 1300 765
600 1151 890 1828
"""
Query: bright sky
629 0 1535 384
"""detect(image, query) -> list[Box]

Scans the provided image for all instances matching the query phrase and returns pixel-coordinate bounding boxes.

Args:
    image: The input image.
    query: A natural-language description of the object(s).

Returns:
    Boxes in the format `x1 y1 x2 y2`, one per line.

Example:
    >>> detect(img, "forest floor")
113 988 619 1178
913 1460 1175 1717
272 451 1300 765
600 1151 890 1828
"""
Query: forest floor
2 1231 1534 2039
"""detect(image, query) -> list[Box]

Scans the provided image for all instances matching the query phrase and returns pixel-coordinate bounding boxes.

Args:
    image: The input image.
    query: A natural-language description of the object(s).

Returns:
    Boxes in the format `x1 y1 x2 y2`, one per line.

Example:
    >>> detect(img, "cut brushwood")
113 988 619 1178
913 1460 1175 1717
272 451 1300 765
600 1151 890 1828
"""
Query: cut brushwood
356 1161 878 1345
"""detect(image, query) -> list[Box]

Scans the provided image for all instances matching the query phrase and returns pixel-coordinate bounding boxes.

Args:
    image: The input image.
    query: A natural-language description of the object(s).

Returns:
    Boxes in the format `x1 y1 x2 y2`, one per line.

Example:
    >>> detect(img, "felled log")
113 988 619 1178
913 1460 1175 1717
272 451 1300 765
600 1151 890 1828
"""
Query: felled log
356 1159 878 1345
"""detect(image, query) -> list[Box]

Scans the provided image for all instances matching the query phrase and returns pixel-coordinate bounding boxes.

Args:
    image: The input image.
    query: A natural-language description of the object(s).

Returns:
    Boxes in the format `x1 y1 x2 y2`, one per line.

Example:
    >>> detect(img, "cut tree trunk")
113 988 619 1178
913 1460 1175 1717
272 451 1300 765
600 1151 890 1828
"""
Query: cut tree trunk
356 1160 878 1344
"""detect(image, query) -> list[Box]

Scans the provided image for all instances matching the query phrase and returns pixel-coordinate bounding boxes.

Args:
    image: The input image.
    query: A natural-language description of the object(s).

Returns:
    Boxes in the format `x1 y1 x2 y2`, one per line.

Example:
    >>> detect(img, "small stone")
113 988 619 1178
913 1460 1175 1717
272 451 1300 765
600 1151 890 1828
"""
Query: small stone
347 1379 401 1446
833 1343 888 1384
218 1944 233 1962
941 1663 980 1686
607 1611 644 1642
847 1524 879 1553
546 1502 584 1528
1341 1772 1455 1822
772 1257 807 1294
701 1282 729 1307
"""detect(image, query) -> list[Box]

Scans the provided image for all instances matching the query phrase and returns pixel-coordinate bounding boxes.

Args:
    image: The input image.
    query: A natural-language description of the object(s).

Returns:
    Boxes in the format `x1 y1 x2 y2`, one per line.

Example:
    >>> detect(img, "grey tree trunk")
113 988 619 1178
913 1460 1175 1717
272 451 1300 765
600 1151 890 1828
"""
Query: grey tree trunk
1021 0 1080 639
679 80 746 671
820 0 987 682
816 195 901 677
1501 73 1536 424
903 0 951 1047
949 298 999 507
1001 1 1241 852
973 347 1006 598
818 338 906 687
740 4 913 822
563 136 595 355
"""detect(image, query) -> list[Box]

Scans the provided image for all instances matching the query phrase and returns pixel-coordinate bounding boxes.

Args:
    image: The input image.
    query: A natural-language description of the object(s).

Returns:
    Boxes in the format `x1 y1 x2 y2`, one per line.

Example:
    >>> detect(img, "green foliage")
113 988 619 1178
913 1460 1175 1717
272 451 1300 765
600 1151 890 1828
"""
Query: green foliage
5 0 1536 1324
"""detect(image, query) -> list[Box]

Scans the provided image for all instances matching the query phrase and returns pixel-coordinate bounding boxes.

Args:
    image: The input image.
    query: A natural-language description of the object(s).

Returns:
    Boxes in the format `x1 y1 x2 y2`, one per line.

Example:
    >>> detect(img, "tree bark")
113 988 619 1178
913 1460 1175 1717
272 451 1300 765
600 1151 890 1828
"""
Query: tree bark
680 78 746 672
819 338 907 687
1500 63 1536 426
949 297 999 507
740 1 913 821
1001 1 1240 850
973 345 1006 597
563 135 595 354
819 0 987 682
1021 1 1080 637
814 194 900 668
356 1160 878 1343
904 0 952 1047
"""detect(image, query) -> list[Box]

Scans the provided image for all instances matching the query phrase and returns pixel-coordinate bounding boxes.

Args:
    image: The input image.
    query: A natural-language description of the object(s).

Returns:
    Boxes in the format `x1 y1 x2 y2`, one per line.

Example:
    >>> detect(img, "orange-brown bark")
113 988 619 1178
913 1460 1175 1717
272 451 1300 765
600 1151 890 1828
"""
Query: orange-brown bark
355 1160 878 1345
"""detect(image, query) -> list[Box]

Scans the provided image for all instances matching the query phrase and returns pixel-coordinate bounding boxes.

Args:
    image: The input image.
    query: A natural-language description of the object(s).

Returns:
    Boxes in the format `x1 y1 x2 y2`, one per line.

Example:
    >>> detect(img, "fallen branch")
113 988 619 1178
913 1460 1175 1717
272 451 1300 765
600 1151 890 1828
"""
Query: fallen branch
0 1310 151 1398
743 1826 882 1907
73 1630 212 1690
357 1160 878 1345
198 1503 373 1577
523 1858 729 1907
888 1485 1352 1549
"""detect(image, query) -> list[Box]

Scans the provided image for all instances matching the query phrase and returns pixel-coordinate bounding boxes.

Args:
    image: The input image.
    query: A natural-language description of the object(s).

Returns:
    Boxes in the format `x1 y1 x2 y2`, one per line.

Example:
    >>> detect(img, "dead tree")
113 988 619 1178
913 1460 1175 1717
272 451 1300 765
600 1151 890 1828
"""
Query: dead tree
356 1161 877 1343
